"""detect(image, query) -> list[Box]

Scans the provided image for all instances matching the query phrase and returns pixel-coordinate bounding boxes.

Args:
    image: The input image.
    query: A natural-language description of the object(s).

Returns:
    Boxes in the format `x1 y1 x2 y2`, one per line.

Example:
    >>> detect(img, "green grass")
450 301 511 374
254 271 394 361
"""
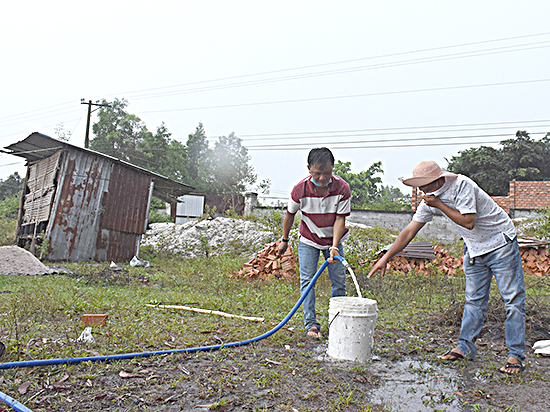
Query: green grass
1 215 549 411
0 254 308 361
1 242 548 363
1 242 548 411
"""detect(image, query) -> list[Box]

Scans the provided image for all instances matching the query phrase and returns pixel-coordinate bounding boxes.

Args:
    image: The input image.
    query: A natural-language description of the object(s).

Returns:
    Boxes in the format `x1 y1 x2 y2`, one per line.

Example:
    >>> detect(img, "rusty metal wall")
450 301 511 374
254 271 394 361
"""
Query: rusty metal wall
95 163 152 261
99 164 151 234
47 149 152 262
48 150 111 261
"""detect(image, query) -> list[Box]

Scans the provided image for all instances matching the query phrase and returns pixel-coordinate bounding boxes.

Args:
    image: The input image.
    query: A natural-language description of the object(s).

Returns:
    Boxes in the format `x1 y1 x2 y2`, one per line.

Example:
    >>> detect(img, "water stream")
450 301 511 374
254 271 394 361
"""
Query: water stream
342 259 362 298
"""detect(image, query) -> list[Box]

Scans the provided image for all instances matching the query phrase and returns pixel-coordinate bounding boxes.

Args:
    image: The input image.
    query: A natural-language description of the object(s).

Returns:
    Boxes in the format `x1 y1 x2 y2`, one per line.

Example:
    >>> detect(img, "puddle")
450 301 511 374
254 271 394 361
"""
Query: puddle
314 344 479 411
368 360 469 412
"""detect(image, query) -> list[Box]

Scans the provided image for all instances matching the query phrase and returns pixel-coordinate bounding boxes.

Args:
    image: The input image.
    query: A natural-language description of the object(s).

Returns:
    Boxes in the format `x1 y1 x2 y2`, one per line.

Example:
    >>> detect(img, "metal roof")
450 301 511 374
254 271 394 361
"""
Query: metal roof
382 240 436 260
3 132 194 203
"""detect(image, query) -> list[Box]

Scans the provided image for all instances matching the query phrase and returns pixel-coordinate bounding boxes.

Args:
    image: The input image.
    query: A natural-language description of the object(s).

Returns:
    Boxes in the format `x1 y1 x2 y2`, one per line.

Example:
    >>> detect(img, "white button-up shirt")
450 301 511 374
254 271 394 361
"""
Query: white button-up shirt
412 175 516 257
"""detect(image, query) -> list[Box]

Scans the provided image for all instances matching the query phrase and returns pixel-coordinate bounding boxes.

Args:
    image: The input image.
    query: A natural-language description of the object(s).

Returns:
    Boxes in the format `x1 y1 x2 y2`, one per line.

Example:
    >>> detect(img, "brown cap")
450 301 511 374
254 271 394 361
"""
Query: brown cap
400 160 457 187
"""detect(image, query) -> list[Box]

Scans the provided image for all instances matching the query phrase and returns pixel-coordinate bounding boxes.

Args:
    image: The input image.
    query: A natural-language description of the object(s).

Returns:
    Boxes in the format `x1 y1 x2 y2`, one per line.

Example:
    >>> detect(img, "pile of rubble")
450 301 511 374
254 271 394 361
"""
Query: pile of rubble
142 217 275 258
230 241 297 281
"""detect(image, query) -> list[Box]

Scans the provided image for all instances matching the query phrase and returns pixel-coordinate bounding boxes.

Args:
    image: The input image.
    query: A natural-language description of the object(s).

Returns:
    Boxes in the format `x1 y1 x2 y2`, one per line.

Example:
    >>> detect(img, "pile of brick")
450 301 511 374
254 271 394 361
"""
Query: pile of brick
362 244 463 275
230 241 297 281
430 245 464 275
520 246 550 277
364 241 550 277
390 245 462 275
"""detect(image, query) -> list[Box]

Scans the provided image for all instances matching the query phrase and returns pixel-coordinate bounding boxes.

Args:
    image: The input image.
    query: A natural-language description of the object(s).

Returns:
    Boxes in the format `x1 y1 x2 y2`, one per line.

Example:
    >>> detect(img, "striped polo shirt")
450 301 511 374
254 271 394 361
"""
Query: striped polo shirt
287 175 351 249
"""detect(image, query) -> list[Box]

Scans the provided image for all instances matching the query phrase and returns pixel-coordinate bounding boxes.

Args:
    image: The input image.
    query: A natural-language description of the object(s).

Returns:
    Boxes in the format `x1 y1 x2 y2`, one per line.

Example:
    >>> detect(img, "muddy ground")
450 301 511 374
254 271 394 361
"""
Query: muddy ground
1 312 549 412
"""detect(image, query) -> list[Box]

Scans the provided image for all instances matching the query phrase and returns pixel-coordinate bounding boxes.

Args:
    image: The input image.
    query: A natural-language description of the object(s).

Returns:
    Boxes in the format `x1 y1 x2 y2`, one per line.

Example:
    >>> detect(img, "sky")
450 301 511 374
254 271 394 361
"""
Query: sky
1 1 550 203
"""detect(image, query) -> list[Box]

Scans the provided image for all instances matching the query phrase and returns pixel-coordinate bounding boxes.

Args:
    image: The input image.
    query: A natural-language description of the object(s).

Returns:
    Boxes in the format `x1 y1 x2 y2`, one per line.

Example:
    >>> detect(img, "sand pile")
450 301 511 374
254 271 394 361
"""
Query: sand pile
0 246 54 275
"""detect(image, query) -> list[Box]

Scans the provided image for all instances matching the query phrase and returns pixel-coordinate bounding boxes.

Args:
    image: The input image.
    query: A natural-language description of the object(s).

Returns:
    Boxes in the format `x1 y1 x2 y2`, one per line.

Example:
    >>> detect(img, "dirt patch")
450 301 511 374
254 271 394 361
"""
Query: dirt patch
0 246 53 275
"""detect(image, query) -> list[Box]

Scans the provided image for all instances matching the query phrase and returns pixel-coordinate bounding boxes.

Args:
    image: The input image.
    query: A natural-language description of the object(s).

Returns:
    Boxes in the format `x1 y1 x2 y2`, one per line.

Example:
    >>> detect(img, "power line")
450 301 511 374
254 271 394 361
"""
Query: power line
142 78 550 113
2 32 549 131
237 122 550 142
245 132 549 150
237 119 550 138
0 108 81 129
0 161 26 168
248 140 507 151
72 129 548 154
104 31 550 100
116 42 550 101
0 101 75 122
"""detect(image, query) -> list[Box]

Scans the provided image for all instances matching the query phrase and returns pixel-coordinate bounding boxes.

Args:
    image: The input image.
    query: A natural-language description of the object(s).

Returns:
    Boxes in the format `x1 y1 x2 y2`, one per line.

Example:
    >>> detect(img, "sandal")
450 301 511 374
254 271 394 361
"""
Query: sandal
499 360 523 375
306 326 322 340
439 349 465 362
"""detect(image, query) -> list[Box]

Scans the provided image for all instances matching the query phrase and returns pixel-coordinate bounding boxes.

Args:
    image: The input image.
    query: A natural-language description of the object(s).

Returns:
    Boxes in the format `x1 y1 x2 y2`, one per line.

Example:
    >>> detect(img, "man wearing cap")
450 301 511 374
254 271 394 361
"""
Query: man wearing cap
277 147 351 339
368 161 526 374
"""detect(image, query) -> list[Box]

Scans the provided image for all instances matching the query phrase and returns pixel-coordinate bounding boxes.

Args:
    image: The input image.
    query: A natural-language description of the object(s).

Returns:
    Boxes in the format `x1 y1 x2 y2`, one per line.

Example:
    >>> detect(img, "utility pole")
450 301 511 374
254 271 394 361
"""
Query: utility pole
81 99 111 148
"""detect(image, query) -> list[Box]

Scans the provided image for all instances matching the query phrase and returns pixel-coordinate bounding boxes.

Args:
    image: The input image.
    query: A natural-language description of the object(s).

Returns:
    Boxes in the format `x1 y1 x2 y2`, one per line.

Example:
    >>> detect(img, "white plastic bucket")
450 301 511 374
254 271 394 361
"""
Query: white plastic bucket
327 296 378 362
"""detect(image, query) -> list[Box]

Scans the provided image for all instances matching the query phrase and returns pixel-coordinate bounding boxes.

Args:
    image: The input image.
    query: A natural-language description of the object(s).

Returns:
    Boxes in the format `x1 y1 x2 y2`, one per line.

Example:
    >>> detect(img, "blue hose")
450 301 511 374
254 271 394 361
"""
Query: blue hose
0 257 343 411
0 392 33 412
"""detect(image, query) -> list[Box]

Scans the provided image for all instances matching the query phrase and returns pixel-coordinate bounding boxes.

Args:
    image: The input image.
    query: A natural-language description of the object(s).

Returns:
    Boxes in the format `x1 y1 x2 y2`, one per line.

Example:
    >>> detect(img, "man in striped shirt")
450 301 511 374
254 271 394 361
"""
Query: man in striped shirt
277 148 351 339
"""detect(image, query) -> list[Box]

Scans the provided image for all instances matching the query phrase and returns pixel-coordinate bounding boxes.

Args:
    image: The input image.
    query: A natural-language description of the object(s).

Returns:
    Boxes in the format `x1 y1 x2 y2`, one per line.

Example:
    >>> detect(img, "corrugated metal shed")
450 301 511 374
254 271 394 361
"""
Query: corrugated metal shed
4 132 194 262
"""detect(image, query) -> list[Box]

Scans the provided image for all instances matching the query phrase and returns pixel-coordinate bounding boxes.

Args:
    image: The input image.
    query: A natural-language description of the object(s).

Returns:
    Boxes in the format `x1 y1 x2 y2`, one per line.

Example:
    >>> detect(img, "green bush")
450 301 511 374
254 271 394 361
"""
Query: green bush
148 209 173 224
0 195 19 218
0 218 16 246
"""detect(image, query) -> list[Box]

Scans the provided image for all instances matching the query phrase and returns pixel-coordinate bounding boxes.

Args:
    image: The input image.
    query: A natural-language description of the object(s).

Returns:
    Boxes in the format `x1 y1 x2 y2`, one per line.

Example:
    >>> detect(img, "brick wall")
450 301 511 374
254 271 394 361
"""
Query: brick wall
411 179 550 214
509 180 550 210
492 196 511 214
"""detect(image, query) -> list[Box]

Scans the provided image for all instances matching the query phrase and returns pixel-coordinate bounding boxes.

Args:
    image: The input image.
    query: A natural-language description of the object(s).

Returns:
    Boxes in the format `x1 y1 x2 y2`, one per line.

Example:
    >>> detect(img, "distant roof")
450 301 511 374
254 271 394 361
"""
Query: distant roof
3 132 194 203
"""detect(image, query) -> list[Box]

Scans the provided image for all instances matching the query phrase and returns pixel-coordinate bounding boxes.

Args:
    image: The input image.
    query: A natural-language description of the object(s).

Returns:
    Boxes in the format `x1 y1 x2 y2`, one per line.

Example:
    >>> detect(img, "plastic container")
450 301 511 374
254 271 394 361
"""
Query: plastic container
327 297 377 362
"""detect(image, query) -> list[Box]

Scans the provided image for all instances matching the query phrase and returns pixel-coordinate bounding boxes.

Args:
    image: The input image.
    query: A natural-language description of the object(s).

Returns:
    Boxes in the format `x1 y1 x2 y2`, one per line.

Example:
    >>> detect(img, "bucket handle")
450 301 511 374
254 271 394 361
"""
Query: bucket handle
328 311 340 330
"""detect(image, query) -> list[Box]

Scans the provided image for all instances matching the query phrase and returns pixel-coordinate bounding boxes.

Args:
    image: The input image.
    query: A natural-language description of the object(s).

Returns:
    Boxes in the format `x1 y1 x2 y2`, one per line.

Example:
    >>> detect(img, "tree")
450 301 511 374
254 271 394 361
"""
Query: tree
90 99 262 198
184 123 211 192
209 132 257 196
183 125 261 196
501 131 550 182
447 131 550 195
137 122 188 182
91 98 151 165
367 185 410 211
333 160 383 207
447 146 505 195
0 172 23 201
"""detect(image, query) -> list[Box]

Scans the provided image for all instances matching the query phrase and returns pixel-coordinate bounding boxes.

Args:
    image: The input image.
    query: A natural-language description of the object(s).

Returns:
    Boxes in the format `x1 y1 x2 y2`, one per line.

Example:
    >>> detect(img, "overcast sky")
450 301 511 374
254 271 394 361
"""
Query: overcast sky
2 1 549 202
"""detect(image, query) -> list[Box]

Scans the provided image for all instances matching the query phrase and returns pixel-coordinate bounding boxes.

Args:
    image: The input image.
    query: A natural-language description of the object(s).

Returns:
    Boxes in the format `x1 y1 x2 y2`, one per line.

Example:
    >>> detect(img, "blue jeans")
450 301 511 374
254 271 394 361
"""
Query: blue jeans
457 237 526 361
298 241 346 331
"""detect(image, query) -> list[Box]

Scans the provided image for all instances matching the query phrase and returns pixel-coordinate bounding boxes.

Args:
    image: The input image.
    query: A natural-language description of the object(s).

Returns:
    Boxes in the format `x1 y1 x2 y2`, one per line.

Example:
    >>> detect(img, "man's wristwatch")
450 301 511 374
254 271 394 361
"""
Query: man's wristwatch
282 238 289 243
